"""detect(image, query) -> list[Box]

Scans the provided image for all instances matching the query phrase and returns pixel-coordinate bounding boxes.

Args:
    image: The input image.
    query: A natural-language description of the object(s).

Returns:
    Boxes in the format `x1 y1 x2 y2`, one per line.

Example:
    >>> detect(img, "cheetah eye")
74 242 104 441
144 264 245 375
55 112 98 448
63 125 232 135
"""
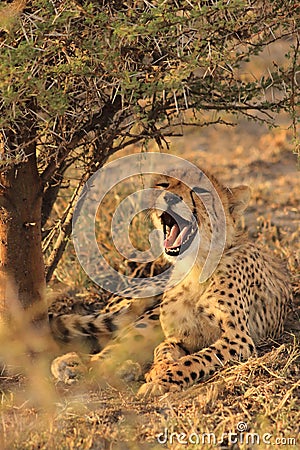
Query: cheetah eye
155 182 169 188
192 187 210 195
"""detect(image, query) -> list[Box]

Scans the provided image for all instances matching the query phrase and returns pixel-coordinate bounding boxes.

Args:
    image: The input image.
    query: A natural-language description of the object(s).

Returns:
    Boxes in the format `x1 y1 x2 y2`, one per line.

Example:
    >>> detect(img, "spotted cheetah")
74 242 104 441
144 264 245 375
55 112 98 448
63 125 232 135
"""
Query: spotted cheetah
50 167 292 396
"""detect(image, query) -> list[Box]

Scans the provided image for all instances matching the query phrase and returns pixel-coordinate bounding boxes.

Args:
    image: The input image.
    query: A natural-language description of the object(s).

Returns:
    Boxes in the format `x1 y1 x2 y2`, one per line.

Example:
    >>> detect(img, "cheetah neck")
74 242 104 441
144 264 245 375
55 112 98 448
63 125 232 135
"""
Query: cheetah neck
168 243 223 286
167 257 213 294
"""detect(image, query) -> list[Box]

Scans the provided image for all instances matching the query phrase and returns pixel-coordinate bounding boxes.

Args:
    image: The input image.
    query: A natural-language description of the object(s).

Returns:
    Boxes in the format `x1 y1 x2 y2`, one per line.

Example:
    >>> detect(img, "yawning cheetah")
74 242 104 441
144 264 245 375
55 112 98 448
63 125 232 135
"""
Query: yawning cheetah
51 167 291 397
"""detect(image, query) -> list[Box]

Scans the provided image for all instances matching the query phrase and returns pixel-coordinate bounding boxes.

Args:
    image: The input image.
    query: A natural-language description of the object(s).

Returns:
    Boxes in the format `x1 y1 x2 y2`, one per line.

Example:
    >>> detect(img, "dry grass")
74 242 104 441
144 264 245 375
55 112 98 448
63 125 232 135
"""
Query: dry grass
1 118 300 449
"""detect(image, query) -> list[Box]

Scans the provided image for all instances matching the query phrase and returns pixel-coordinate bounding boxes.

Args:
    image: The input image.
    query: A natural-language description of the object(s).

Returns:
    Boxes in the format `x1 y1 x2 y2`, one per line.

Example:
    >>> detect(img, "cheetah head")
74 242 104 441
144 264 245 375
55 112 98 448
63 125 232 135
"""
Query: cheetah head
152 168 250 265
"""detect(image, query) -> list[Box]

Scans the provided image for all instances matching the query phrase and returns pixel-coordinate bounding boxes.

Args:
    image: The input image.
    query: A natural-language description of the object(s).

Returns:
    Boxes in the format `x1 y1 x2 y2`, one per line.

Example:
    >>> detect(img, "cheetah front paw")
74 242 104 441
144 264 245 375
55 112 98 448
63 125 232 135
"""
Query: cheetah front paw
137 381 169 398
51 352 88 385
137 379 181 398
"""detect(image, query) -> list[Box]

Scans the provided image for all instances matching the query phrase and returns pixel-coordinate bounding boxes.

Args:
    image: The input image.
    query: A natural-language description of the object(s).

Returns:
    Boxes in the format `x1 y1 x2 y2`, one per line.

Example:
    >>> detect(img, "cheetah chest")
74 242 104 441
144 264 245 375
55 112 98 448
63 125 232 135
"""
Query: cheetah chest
160 285 221 352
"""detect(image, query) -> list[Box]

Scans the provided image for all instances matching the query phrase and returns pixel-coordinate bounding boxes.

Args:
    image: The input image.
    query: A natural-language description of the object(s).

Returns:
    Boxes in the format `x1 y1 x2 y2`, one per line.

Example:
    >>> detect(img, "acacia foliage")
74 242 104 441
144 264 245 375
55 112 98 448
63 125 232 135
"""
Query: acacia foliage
0 0 298 278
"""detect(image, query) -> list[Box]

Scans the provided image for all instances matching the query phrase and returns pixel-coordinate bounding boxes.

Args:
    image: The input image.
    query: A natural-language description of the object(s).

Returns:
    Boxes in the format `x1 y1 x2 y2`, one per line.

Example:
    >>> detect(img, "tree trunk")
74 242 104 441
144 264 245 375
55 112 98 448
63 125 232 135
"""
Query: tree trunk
0 129 47 331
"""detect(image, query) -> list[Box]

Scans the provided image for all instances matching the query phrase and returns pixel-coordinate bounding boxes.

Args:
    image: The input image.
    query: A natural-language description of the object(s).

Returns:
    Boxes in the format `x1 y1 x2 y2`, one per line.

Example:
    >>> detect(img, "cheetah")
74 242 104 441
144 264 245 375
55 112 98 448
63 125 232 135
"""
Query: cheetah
50 167 292 397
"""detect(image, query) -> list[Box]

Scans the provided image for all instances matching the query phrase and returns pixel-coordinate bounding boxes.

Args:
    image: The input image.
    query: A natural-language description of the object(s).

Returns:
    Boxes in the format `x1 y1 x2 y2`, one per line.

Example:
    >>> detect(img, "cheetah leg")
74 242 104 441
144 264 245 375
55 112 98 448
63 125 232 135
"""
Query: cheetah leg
138 332 256 397
51 307 163 385
145 339 189 382
50 307 120 384
90 308 164 383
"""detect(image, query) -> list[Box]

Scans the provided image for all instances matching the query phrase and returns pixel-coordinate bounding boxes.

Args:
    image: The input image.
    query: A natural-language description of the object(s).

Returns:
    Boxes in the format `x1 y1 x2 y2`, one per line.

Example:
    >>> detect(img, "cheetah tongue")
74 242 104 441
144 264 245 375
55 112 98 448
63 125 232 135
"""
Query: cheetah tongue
164 225 188 249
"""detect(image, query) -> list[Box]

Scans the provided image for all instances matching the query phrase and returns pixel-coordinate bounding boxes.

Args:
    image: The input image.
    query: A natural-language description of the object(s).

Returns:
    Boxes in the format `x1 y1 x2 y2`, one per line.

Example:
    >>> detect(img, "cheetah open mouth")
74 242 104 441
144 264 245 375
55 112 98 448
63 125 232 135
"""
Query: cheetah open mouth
160 211 197 256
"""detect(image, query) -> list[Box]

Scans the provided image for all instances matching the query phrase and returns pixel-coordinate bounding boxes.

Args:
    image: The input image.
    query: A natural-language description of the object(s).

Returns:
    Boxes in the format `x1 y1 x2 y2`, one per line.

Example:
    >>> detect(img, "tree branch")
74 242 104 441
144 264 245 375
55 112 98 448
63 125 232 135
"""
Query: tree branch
40 96 122 185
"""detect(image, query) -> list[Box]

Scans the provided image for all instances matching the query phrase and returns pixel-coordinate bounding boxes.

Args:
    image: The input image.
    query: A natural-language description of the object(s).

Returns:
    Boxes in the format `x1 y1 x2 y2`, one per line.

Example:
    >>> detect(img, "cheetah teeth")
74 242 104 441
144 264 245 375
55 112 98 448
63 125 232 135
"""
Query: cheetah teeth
165 224 197 256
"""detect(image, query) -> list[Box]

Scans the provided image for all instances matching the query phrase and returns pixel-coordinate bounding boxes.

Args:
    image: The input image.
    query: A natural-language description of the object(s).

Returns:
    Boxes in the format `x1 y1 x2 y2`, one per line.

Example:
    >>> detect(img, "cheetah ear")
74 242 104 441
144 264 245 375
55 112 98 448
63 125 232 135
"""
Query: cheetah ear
228 185 251 220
